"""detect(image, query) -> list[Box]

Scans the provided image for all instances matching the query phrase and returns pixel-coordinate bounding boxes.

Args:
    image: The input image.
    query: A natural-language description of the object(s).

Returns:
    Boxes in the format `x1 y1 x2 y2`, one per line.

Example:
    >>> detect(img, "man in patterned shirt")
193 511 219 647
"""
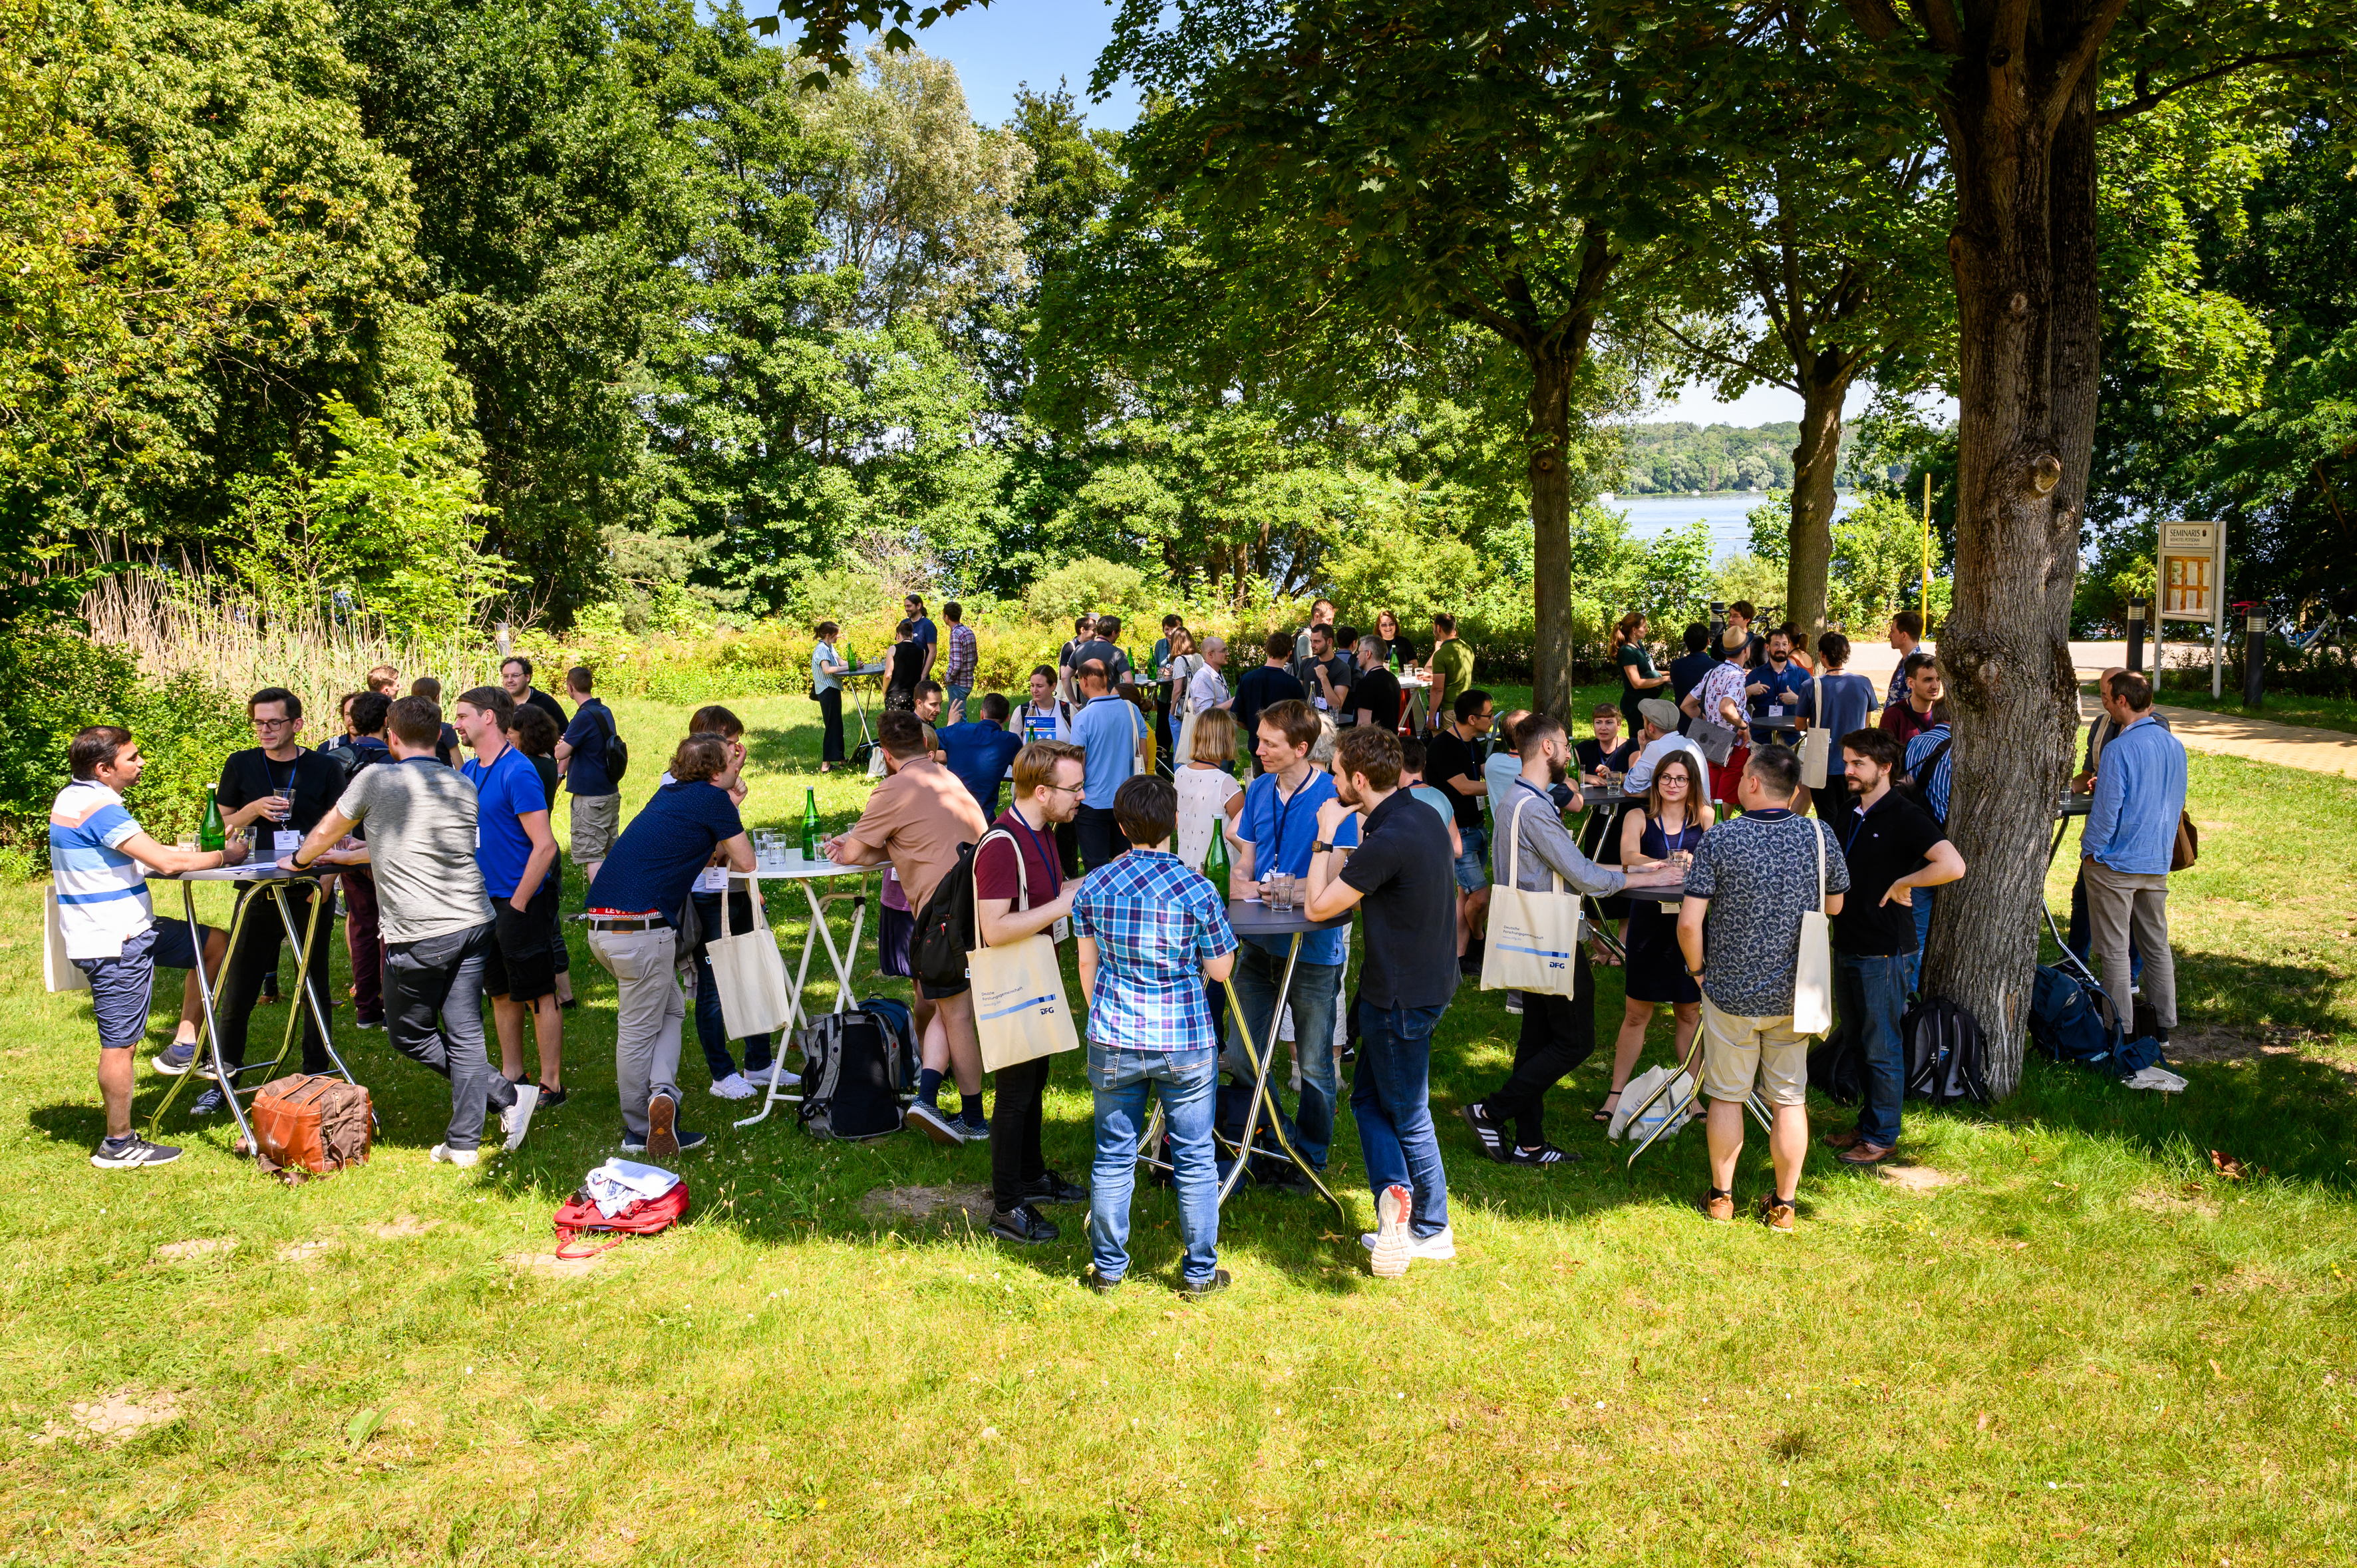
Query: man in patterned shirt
1682 627 1756 805
1073 774 1239 1296
941 600 979 722
1676 747 1849 1233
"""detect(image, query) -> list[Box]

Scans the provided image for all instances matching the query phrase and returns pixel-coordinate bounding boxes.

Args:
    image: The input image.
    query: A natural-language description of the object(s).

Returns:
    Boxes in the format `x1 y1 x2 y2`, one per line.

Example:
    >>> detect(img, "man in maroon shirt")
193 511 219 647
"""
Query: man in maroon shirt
973 739 1092 1245
1879 652 1947 749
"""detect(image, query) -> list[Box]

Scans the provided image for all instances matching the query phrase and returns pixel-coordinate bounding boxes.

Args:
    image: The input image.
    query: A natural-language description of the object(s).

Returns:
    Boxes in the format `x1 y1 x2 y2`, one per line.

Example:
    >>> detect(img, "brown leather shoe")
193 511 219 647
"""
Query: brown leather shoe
1698 1190 1735 1223
1837 1141 1895 1166
1757 1196 1797 1234
1821 1126 1865 1151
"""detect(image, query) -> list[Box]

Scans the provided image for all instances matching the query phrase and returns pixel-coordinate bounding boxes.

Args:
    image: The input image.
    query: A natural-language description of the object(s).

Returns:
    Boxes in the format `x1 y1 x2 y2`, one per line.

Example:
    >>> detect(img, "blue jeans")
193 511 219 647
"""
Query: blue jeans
690 892 774 1081
945 683 973 722
1350 1001 1450 1239
1223 939 1340 1168
1088 1044 1219 1285
1452 825 1490 892
1904 886 1935 992
1835 952 1912 1147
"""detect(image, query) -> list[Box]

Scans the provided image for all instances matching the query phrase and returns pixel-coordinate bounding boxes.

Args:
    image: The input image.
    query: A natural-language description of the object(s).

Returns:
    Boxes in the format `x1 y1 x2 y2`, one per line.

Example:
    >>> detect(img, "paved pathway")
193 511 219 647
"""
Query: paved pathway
2153 705 2357 781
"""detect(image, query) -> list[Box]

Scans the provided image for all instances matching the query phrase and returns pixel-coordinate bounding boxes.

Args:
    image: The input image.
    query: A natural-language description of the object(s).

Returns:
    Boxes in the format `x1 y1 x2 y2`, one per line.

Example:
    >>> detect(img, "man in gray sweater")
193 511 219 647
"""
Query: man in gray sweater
1460 714 1682 1164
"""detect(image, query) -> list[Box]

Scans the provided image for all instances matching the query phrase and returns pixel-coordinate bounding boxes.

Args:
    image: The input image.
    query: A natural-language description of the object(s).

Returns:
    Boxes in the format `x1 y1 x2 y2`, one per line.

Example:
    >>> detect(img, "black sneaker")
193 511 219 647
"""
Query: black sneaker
1023 1170 1089 1205
353 1013 385 1031
1505 1142 1580 1166
1178 1268 1232 1299
536 1082 569 1110
92 1134 182 1170
960 1114 991 1142
1261 1163 1318 1197
989 1204 1060 1245
190 1086 227 1117
905 1100 965 1146
151 1040 198 1076
1084 1268 1121 1295
1458 1102 1507 1163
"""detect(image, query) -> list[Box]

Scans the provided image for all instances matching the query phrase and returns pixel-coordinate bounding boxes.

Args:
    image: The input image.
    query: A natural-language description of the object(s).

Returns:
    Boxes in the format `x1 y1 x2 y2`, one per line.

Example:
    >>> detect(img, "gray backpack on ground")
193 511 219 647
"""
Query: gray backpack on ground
796 1009 905 1141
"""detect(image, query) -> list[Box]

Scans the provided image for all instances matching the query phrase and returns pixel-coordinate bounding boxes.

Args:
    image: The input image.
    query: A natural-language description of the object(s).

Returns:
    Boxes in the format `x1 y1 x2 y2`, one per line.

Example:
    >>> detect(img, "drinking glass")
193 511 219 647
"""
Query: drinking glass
1274 873 1294 912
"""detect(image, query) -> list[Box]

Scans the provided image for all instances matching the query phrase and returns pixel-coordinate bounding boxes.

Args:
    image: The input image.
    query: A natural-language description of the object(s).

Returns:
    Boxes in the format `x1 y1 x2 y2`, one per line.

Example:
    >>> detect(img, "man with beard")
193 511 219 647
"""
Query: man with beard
1302 726 1457 1277
1820 729 1965 1166
1460 716 1683 1166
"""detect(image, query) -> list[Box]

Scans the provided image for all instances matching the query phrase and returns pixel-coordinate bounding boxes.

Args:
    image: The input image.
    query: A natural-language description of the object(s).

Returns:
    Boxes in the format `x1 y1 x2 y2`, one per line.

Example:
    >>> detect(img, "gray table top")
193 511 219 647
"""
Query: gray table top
147 863 321 883
1226 897 1352 937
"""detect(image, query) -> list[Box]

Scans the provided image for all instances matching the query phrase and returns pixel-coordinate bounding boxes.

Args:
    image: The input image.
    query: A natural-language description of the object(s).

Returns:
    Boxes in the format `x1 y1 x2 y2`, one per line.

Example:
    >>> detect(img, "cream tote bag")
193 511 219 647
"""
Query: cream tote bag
707 878 794 1040
967 828 1082 1073
1480 792 1586 997
1800 723 1831 790
44 889 89 994
1792 818 1834 1035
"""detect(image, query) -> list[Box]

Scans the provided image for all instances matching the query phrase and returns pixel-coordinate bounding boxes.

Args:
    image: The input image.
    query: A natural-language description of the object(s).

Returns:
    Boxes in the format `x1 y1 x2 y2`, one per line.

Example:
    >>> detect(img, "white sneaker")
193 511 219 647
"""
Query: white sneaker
709 1072 755 1101
1365 1183 1413 1278
430 1144 481 1168
742 1062 800 1089
1358 1219 1457 1261
502 1082 540 1150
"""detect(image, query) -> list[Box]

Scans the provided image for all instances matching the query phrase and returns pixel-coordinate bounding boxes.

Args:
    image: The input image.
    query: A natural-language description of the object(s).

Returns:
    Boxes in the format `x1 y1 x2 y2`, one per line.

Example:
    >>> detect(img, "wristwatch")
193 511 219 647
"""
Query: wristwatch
1311 840 1334 854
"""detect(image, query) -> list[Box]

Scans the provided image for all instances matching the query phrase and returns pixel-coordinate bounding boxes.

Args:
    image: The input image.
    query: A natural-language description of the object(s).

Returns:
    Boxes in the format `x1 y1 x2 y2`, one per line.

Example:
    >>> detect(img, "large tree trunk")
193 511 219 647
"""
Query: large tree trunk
1529 344 1575 719
1786 363 1853 655
1921 21 2101 1098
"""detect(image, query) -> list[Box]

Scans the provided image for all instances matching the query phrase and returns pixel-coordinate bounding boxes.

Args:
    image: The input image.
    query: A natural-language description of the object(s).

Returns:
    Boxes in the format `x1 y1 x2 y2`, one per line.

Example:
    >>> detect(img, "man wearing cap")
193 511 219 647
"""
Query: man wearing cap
1621 698 1712 797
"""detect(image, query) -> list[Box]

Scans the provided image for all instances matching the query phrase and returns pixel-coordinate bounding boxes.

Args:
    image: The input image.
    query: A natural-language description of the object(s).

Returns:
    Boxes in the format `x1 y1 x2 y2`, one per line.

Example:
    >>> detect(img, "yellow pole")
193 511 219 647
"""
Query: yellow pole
1921 472 1933 632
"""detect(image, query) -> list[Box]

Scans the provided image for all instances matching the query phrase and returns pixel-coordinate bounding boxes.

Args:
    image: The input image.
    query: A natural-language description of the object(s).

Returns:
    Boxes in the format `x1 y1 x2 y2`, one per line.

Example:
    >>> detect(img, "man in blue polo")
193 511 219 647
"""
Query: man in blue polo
1070 658 1149 871
1213 699 1359 1177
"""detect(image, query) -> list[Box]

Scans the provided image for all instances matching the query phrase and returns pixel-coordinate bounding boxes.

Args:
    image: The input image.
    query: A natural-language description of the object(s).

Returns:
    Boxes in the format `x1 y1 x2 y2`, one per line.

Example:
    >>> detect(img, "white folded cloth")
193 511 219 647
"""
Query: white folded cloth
585 1158 681 1217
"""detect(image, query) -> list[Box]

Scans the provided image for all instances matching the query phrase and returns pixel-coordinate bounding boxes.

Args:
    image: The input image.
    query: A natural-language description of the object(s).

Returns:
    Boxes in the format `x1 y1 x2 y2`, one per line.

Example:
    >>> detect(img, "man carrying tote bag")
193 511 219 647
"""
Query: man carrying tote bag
1462 715 1684 1167
1675 747 1848 1235
972 740 1091 1247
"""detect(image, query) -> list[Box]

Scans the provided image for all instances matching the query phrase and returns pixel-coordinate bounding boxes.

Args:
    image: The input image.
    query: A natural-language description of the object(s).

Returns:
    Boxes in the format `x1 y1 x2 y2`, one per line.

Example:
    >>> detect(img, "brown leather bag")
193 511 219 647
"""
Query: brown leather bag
2171 810 2199 871
248 1074 373 1175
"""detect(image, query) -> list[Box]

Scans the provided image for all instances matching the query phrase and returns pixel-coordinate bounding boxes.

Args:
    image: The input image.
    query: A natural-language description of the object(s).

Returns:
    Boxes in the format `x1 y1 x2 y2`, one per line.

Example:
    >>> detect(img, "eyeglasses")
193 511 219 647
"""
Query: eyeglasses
251 716 294 730
1041 781 1085 796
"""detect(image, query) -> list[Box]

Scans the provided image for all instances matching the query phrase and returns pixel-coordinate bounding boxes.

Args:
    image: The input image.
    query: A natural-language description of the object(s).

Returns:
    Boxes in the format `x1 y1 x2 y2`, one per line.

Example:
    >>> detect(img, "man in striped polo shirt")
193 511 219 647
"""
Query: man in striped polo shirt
53 726 237 1169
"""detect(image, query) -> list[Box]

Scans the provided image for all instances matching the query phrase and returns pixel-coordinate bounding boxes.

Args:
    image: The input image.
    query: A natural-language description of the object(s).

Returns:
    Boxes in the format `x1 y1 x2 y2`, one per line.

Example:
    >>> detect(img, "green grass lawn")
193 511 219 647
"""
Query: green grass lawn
2153 685 2357 736
7 689 2357 1564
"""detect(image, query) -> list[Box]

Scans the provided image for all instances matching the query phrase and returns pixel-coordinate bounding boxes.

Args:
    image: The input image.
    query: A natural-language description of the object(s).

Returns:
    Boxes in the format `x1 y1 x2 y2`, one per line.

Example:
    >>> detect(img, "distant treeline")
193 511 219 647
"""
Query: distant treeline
1614 422 1903 496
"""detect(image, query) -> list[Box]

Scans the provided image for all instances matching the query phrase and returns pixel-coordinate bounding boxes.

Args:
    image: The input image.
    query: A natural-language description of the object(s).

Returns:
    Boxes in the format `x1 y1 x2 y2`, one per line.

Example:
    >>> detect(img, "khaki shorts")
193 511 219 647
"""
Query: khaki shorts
1699 996 1809 1107
569 791 621 862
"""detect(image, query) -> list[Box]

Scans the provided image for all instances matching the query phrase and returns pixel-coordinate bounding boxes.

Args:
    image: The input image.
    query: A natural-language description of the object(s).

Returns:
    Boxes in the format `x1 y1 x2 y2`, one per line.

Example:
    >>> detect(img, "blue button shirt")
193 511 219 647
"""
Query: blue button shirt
1072 695 1148 808
1233 770 1360 966
2084 714 2187 874
461 745 549 899
1751 658 1812 742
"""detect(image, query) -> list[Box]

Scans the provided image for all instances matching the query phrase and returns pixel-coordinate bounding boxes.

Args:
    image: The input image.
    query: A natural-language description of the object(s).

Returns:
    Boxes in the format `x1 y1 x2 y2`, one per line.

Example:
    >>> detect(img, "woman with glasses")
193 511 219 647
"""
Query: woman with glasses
1597 748 1713 1124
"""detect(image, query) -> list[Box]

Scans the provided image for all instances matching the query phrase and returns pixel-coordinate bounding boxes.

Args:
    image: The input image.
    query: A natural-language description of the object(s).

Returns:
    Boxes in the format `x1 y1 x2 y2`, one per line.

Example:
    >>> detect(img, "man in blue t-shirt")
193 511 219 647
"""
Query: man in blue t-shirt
584 734 753 1156
904 593 939 685
555 665 622 878
456 688 562 1101
1070 659 1150 871
938 692 1024 818
1215 700 1360 1174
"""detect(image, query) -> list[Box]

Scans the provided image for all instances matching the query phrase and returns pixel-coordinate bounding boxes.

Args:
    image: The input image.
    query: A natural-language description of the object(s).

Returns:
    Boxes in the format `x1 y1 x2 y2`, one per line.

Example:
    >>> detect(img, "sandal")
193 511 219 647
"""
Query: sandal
1592 1091 1621 1124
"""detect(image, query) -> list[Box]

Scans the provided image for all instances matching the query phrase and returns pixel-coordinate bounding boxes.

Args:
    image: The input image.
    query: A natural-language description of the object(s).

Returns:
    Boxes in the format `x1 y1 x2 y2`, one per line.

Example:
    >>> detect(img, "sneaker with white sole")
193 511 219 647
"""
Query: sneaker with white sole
1366 1182 1413 1277
1360 1219 1456 1263
430 1144 481 1168
91 1134 182 1170
502 1082 540 1151
151 1041 198 1076
744 1062 801 1089
709 1072 755 1101
645 1090 681 1159
905 1099 965 1146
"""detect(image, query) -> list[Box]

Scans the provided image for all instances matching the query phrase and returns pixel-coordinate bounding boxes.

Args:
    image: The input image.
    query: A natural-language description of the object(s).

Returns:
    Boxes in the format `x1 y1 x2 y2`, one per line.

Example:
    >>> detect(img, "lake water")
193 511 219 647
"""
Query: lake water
1603 492 1863 555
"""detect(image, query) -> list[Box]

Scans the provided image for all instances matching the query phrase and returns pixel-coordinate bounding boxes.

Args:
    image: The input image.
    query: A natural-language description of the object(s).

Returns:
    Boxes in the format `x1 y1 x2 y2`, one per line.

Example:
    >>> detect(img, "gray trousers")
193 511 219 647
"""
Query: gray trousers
588 925 686 1138
385 921 510 1152
2082 858 2176 1031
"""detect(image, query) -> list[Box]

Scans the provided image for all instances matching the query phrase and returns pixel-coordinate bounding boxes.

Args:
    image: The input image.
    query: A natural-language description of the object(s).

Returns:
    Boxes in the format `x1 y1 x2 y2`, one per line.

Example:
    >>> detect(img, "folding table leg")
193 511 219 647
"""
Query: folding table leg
1215 937 1347 1225
146 883 265 1158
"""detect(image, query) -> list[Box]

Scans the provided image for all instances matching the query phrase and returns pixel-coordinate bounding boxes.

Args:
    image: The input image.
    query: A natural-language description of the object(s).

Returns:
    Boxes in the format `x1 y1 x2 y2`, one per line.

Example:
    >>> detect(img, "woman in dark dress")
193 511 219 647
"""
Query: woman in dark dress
883 619 927 712
1596 749 1710 1122
1611 611 1669 732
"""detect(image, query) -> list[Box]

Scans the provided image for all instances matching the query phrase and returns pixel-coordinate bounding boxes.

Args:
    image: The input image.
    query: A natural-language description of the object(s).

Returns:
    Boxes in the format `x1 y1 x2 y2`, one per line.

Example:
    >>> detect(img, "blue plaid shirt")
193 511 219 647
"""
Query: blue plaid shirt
1071 849 1237 1052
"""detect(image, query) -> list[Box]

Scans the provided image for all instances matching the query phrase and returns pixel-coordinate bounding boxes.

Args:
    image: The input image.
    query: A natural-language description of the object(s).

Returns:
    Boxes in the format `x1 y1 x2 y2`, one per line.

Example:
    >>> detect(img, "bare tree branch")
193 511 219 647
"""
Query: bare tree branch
1649 314 1802 395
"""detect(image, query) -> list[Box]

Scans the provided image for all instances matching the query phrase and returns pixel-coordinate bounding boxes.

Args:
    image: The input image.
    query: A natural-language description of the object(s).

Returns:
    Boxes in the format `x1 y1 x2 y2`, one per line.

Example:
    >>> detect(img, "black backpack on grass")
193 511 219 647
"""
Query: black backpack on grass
1901 993 1992 1106
796 1009 903 1141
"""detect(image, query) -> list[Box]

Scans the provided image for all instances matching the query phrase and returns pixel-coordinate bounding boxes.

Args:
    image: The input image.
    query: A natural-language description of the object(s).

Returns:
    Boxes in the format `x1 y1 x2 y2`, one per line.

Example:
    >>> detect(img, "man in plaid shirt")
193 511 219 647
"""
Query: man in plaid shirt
941 601 979 722
1073 774 1239 1296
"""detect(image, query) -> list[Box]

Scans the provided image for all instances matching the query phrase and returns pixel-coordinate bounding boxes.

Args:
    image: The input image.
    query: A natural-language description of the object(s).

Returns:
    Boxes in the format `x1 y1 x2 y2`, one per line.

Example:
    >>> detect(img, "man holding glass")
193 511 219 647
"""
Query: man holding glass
192 687 347 1114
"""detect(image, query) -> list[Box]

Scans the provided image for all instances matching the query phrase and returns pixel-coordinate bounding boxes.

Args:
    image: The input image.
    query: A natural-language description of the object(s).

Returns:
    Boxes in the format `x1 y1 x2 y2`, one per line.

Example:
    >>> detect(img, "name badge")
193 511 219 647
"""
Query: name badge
1313 696 1329 710
1768 704 1785 717
697 865 729 892
273 830 303 861
1052 916 1070 944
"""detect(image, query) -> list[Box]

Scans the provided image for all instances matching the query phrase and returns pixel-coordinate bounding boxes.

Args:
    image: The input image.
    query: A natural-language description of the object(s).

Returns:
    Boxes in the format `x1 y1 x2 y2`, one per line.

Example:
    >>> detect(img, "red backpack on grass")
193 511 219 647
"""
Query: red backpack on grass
553 1181 691 1259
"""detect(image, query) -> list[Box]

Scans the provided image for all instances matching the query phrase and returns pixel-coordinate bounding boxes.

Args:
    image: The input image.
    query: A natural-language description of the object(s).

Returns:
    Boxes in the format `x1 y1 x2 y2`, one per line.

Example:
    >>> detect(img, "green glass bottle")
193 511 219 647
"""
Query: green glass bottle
1202 818 1231 894
801 787 822 860
198 784 225 853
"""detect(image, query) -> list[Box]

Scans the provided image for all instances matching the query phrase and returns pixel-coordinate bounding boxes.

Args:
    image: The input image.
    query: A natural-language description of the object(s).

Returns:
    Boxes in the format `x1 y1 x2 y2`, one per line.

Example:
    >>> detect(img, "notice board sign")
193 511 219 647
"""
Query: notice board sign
2159 520 2225 625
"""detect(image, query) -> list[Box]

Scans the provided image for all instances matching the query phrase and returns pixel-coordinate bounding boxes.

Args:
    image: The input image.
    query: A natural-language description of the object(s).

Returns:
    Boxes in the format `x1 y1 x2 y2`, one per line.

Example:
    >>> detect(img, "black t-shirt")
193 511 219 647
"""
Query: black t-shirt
1667 651 1716 734
524 687 568 728
886 641 928 693
1576 738 1639 775
1423 728 1486 830
1341 790 1460 1010
216 747 348 844
1293 654 1352 714
1352 666 1402 731
1070 639 1134 687
1233 665 1306 740
434 722 460 766
1831 792 1947 956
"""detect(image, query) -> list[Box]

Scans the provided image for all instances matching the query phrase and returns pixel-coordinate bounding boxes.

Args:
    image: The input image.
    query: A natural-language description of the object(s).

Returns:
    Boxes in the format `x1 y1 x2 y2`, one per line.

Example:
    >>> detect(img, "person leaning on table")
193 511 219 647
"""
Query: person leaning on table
583 732 756 1159
53 725 238 1170
1675 746 1849 1235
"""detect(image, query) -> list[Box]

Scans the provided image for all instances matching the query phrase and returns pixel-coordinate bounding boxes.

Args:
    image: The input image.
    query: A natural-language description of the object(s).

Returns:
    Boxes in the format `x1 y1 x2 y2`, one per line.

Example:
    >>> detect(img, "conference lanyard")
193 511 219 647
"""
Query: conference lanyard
1011 813 1060 906
1265 776 1317 869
